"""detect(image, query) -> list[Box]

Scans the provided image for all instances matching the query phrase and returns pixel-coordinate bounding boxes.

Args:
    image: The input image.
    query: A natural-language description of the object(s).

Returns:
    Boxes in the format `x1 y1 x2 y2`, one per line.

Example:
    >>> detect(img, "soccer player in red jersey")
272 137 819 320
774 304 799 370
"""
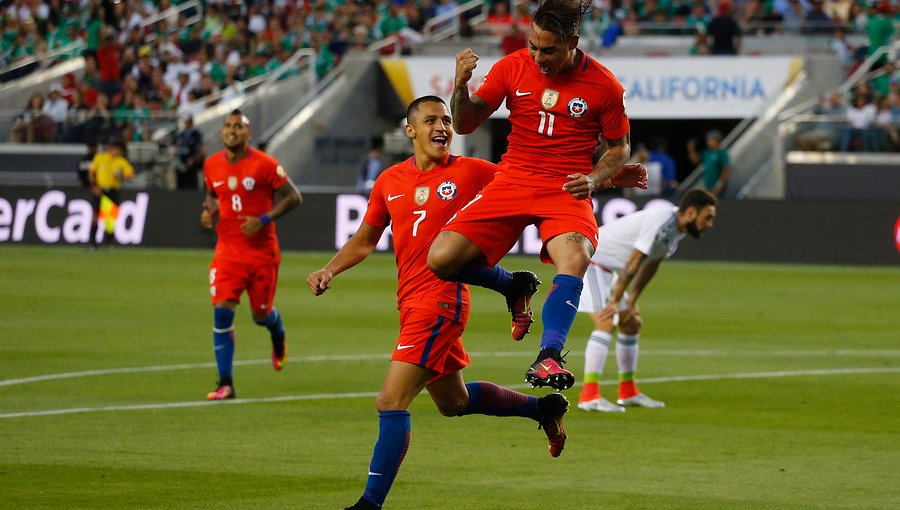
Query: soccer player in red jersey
307 97 569 510
201 109 302 400
427 0 648 392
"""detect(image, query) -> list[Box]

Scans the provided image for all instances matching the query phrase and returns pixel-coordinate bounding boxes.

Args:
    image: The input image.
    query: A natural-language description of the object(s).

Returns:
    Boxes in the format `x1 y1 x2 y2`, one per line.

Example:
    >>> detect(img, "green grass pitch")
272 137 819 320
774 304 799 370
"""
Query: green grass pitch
1 245 898 509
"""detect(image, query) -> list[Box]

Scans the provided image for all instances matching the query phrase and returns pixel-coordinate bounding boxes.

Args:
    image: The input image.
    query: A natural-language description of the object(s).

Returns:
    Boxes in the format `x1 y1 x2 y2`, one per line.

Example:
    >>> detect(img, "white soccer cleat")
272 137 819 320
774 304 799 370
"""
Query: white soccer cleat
577 397 625 413
617 393 666 408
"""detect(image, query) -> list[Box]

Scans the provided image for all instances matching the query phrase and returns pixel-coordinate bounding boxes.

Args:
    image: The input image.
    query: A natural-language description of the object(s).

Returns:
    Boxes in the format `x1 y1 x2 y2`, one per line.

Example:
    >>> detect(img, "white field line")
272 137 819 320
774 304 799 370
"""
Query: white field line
1 366 898 420
2 349 899 388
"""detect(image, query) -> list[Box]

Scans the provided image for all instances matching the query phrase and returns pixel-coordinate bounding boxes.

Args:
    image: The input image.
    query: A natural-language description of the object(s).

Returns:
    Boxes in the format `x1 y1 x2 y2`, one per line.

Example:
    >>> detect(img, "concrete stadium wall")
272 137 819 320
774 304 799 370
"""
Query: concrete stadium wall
1 187 897 266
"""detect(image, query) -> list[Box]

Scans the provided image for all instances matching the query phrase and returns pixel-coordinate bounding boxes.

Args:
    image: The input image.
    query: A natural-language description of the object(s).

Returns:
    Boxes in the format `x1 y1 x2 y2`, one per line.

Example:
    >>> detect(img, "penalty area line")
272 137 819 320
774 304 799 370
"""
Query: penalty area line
1 366 898 419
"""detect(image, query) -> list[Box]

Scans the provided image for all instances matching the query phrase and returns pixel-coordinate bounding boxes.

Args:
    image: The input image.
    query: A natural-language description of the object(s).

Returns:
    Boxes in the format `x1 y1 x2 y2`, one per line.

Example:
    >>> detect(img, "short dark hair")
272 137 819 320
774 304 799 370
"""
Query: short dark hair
230 109 251 125
406 95 447 123
679 189 718 213
531 0 591 43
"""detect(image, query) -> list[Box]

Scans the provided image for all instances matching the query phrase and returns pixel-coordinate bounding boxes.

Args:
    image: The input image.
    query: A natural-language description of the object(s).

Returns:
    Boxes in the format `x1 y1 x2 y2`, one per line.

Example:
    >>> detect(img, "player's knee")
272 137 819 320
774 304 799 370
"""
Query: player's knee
620 314 643 333
252 313 267 325
375 393 410 413
435 402 464 417
426 248 454 281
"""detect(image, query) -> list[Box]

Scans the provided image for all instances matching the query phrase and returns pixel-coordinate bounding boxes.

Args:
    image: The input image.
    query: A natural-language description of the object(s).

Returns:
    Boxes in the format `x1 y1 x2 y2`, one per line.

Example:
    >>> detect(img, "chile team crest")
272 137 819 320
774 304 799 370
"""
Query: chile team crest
437 181 458 200
242 177 256 190
568 97 588 118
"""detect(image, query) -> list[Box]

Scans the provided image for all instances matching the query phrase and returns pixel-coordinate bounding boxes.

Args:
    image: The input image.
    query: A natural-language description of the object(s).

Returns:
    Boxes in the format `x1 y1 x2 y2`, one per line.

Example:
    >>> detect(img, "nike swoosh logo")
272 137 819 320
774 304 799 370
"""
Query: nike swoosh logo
565 300 578 310
368 471 382 477
387 194 405 201
540 363 552 371
213 181 224 187
396 344 415 350
515 89 531 97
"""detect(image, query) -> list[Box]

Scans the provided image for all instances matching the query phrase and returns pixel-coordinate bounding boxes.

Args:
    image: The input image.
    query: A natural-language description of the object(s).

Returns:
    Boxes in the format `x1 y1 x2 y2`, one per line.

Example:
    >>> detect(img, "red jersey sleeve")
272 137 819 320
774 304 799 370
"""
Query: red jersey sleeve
363 169 391 228
598 70 629 141
473 55 511 112
257 151 289 190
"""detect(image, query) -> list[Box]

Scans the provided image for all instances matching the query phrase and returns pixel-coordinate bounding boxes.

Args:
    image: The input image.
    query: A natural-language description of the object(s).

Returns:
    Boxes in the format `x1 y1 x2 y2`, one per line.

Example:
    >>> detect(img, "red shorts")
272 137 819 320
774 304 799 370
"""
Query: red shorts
209 257 279 315
392 307 470 384
443 177 598 265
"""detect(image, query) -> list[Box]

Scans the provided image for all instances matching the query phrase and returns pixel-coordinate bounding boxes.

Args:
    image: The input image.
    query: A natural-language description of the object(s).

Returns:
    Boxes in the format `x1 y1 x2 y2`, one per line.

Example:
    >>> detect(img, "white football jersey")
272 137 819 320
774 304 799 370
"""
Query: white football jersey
592 206 685 271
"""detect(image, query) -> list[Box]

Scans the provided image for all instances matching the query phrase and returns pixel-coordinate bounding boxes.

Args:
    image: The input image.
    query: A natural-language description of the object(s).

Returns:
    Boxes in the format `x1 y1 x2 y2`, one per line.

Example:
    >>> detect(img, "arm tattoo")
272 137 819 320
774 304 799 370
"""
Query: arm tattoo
566 232 587 244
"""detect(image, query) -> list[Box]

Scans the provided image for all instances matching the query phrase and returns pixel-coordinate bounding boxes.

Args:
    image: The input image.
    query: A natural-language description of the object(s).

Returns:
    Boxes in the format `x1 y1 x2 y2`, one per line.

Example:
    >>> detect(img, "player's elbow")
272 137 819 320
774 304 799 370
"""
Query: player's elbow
452 120 474 135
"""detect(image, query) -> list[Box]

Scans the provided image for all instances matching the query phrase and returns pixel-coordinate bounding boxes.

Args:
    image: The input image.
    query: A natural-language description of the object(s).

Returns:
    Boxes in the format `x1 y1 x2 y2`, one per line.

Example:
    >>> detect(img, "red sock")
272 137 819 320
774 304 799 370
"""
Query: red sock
618 380 638 400
580 382 600 402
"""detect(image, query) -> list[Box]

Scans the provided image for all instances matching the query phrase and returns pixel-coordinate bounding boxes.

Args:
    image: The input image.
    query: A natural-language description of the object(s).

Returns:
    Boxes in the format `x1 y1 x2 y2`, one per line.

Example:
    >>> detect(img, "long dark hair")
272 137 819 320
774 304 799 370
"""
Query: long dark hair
531 0 592 43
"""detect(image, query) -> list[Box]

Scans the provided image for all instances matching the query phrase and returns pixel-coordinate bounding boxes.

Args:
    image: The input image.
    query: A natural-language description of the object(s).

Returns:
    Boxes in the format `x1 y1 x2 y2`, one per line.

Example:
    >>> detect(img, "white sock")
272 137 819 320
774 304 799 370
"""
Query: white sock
584 330 612 377
616 333 639 375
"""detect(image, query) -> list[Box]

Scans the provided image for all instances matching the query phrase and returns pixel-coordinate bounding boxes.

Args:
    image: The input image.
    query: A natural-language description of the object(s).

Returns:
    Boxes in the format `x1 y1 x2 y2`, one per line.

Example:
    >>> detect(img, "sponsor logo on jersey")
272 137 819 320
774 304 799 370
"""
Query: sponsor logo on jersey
242 177 256 190
568 97 588 118
228 176 238 190
541 89 559 109
437 181 457 200
415 186 430 205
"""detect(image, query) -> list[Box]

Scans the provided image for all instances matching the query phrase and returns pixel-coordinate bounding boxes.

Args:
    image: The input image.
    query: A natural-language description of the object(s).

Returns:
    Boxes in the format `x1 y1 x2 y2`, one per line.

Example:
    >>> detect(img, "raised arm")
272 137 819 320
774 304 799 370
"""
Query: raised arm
307 222 387 296
451 48 492 134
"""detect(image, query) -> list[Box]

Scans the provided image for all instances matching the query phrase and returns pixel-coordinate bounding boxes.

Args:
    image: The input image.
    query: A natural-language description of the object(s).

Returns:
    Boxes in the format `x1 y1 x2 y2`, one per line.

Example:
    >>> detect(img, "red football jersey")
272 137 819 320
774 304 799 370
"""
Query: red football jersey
203 148 288 264
364 155 497 321
474 48 629 186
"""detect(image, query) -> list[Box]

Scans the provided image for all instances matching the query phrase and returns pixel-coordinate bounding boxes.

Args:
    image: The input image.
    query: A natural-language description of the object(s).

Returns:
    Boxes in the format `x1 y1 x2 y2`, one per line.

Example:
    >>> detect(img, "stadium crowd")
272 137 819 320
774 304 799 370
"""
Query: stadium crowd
3 0 897 152
3 0 454 145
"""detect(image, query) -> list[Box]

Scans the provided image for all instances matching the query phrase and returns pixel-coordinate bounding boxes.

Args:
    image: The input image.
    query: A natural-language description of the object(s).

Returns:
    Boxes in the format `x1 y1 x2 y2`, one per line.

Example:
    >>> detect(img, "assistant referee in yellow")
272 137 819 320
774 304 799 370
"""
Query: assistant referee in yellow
88 139 134 248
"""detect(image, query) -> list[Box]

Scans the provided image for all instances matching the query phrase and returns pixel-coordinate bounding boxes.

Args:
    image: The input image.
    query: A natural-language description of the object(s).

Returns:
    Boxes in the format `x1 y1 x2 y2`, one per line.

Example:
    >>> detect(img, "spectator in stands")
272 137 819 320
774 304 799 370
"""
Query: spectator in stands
865 1 895 66
796 91 845 151
433 0 460 32
501 19 527 55
648 137 678 197
689 25 711 54
780 0 808 34
85 92 112 144
873 94 897 150
686 1 710 32
63 88 90 143
10 92 54 143
81 54 101 93
838 93 877 151
42 83 69 141
380 3 408 37
60 72 78 103
687 130 730 197
174 115 205 190
83 6 103 58
804 0 833 34
707 1 741 55
870 60 898 97
830 26 854 72
485 2 513 35
96 30 122 99
356 135 384 194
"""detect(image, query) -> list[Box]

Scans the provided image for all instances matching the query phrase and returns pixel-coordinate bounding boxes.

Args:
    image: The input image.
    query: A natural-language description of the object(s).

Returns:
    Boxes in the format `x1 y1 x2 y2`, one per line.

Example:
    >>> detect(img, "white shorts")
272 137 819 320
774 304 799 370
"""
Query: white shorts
578 262 628 313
